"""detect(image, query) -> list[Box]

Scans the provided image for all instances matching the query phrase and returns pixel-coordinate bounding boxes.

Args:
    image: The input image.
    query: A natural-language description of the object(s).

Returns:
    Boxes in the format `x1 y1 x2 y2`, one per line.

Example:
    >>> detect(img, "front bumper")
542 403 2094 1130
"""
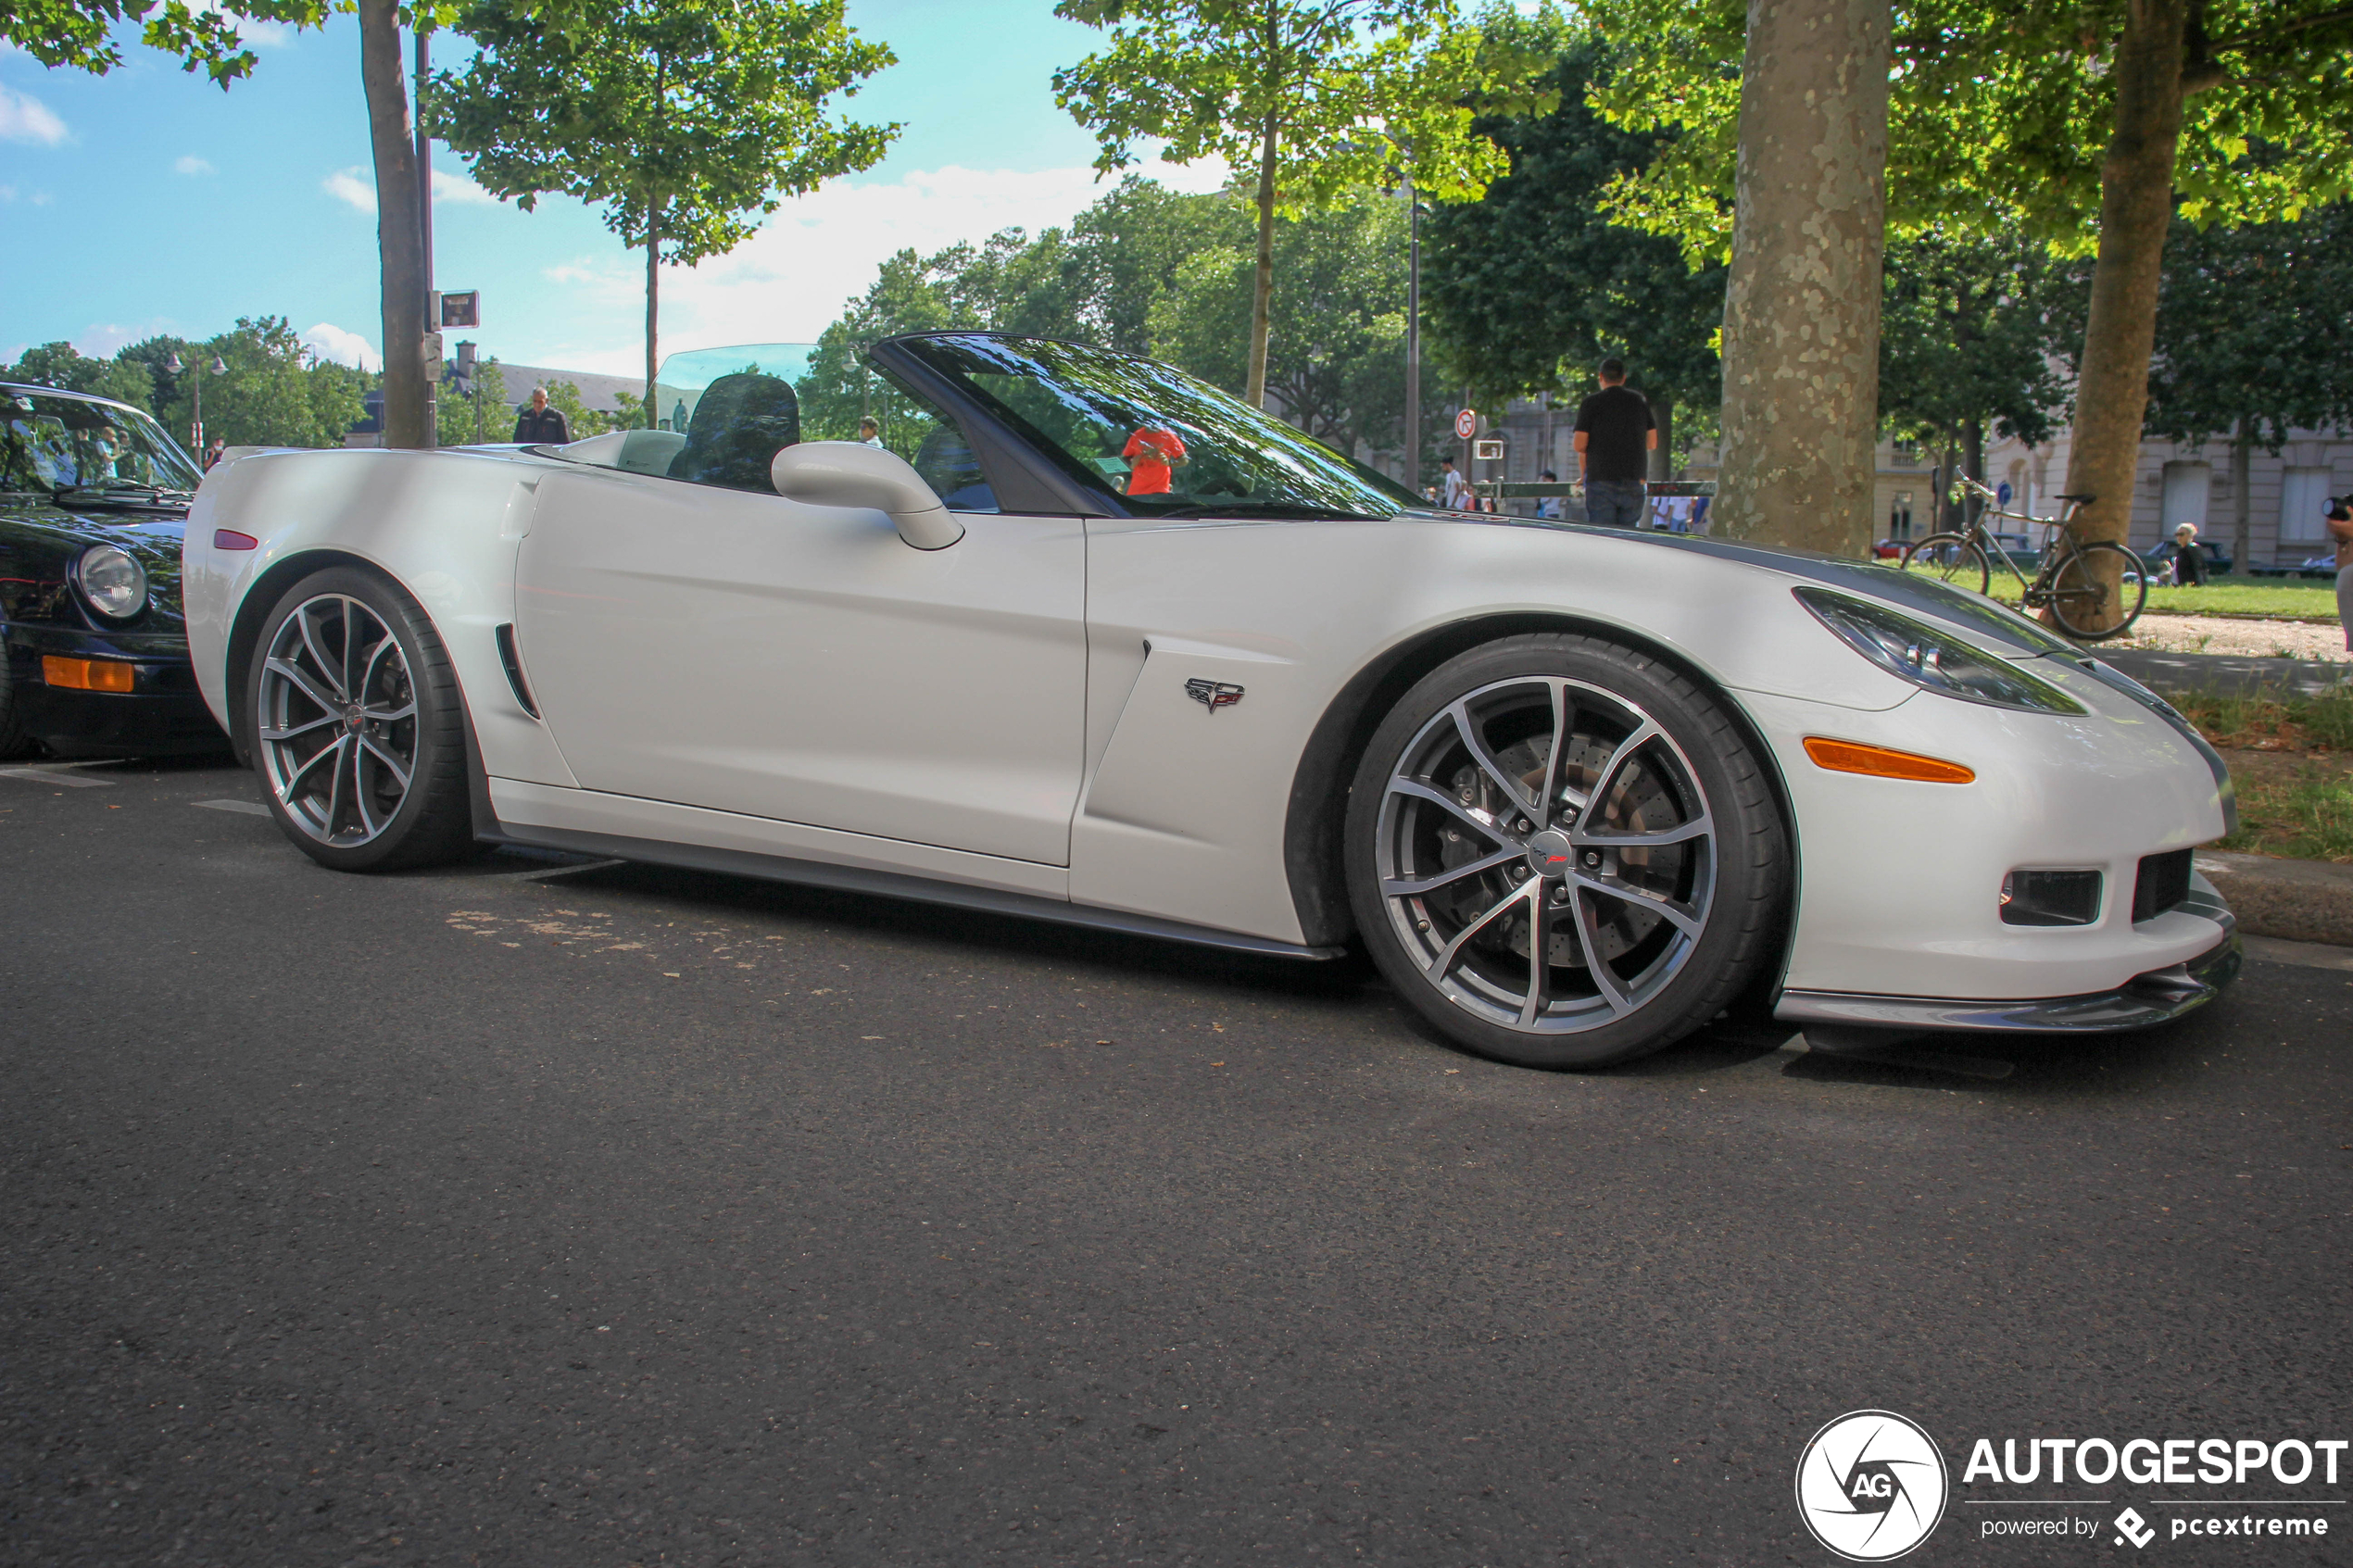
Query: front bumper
5 622 228 758
1776 876 2242 1035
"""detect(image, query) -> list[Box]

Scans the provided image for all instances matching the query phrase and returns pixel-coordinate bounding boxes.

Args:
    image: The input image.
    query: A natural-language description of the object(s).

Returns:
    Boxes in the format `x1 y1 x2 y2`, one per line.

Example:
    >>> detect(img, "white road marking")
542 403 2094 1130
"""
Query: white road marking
193 799 271 817
0 766 115 787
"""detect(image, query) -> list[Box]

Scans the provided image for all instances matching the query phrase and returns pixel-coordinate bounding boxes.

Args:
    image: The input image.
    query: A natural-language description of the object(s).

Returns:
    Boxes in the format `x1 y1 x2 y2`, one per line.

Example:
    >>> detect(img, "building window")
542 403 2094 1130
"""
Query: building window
1890 491 1914 541
2159 461 2211 542
2280 467 2332 546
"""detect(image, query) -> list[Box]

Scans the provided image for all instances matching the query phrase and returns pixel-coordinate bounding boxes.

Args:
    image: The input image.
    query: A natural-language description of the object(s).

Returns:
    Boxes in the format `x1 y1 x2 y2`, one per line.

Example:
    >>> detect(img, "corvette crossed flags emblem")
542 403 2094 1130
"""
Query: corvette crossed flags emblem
1185 678 1245 712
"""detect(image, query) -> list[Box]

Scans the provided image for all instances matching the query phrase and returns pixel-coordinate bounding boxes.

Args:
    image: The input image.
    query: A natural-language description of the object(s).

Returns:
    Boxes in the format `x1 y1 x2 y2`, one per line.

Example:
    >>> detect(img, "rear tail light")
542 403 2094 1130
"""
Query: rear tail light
2001 869 2103 926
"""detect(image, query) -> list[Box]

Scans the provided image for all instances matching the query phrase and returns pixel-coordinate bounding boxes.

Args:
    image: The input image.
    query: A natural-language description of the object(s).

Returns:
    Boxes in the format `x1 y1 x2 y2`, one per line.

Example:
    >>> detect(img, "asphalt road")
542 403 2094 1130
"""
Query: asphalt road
4 756 2348 1567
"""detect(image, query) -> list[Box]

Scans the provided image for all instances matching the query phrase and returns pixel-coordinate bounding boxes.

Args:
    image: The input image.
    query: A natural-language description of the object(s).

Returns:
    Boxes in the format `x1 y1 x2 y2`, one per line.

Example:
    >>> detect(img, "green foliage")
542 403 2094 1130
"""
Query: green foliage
1420 31 1723 413
2131 204 2353 450
1055 0 1547 211
1584 0 2353 262
1985 576 2345 625
1056 0 1554 401
2 343 157 411
3 0 325 87
438 358 508 446
115 336 197 415
800 179 1440 462
1876 227 2068 465
1147 189 1414 456
154 317 367 449
433 0 897 409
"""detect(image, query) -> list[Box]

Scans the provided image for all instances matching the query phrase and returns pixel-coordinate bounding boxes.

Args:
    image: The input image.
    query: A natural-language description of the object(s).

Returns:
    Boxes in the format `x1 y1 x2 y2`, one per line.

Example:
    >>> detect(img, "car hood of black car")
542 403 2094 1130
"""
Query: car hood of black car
0 494 189 625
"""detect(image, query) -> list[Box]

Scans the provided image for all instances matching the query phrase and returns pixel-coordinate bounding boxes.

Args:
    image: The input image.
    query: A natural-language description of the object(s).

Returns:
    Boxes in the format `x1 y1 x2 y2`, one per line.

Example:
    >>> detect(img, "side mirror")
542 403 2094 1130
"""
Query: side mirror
770 442 964 550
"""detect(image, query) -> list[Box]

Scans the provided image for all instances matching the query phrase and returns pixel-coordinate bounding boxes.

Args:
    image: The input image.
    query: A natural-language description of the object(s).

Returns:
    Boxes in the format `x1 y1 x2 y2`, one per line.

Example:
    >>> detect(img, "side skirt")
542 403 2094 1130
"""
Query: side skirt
498 822 1347 963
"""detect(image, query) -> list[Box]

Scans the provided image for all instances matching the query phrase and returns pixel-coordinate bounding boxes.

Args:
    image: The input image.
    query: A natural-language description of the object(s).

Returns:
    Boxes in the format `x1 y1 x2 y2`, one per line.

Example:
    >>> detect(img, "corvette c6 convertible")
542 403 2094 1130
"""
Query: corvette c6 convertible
182 332 2239 1068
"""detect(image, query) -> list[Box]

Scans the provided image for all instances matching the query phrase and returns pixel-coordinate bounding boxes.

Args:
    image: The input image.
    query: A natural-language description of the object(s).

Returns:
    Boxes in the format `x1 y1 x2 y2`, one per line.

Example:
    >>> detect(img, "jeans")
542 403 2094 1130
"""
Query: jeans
2338 562 2352 651
1582 479 1648 528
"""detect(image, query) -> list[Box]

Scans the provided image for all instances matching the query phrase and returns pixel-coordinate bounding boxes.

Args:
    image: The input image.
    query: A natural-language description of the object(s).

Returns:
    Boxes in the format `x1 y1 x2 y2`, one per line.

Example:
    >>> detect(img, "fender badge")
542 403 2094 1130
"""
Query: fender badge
1185 678 1244 712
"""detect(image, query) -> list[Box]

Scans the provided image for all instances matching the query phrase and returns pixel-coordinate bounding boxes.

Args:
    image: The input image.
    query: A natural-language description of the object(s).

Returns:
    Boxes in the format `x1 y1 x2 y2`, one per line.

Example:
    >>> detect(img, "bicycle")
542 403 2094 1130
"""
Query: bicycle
1898 479 2148 640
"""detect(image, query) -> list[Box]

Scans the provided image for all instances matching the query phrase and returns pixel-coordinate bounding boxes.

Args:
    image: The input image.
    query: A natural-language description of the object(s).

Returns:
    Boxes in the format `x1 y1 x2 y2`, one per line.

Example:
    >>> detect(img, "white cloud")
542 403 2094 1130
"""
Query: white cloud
432 169 500 205
324 165 501 213
76 319 180 357
532 157 1233 375
303 322 382 371
0 83 68 145
323 166 375 212
175 155 215 176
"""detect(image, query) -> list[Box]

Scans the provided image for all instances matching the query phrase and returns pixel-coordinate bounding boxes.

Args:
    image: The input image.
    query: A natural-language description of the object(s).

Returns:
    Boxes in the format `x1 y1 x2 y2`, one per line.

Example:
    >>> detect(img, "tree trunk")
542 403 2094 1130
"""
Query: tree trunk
2230 413 2250 575
1647 393 1674 482
360 0 427 450
1247 111 1277 409
1713 0 1891 555
644 203 661 427
1962 415 1985 526
2060 0 2190 627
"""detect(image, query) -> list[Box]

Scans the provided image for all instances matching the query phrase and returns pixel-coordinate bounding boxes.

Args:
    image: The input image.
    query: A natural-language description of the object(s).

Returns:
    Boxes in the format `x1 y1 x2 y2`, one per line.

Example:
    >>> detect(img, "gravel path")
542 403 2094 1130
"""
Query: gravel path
2108 611 2350 662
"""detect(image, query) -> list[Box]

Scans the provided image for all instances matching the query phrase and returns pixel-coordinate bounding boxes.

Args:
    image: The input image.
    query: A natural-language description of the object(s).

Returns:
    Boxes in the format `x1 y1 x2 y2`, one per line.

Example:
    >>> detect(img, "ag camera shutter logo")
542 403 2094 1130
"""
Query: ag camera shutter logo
1795 1410 1950 1562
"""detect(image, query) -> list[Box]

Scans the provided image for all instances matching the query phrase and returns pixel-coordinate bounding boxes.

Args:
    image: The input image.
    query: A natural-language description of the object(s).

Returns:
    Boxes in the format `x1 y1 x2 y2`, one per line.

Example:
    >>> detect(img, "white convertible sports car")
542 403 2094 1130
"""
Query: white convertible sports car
182 332 2239 1068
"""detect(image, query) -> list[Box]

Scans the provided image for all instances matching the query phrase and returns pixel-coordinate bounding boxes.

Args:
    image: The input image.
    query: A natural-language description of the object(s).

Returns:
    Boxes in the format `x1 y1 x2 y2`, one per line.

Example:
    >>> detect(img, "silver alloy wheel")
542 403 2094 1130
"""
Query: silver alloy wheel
257 594 419 847
1373 675 1716 1034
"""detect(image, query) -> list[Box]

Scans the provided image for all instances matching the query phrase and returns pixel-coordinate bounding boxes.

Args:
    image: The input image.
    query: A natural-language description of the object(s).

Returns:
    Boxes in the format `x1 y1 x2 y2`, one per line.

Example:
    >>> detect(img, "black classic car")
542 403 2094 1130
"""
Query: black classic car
0 383 227 759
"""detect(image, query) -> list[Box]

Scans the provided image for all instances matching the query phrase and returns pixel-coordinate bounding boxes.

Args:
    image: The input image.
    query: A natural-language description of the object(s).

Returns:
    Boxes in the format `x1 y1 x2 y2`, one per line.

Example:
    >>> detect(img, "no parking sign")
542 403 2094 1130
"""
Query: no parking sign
1454 408 1478 440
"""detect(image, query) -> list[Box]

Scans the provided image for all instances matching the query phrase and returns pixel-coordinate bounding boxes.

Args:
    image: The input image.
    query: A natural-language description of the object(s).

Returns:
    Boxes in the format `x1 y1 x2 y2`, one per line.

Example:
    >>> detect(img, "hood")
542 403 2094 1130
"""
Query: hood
0 498 188 631
1467 512 2081 660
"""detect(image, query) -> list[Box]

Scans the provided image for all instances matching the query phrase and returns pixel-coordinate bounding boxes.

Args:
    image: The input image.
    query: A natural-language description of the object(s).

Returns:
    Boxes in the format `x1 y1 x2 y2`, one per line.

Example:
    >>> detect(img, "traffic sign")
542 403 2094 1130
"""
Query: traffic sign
1996 481 2012 505
1454 408 1478 440
1473 438 1503 461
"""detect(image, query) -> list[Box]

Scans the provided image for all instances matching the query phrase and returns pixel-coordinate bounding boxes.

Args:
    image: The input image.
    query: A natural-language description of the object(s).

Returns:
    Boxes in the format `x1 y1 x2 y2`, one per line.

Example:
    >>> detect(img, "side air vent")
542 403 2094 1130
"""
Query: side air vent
495 622 540 719
2133 848 2194 923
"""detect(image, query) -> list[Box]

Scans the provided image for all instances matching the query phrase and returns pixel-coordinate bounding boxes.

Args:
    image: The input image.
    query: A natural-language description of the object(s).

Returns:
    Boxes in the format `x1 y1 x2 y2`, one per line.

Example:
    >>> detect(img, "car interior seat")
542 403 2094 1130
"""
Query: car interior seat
667 372 801 493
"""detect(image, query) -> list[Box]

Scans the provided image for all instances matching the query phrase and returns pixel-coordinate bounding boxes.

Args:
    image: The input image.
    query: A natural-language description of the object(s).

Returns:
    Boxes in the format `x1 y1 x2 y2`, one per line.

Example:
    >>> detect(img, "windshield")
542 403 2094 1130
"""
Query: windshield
0 387 203 495
892 334 1419 520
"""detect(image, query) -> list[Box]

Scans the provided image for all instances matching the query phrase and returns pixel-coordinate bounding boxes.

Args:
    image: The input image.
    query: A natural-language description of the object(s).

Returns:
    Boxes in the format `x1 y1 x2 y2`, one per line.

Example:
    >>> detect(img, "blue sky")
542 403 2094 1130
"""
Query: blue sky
1 1 1227 375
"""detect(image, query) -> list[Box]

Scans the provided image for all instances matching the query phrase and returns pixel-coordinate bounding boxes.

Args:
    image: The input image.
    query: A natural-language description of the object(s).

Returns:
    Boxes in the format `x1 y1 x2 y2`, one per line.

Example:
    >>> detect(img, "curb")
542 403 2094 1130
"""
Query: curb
2195 851 2353 948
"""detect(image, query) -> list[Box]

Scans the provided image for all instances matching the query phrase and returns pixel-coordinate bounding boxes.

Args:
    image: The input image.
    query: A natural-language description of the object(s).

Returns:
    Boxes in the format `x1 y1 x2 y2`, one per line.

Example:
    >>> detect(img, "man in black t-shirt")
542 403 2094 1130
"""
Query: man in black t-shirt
511 387 571 445
1571 358 1656 527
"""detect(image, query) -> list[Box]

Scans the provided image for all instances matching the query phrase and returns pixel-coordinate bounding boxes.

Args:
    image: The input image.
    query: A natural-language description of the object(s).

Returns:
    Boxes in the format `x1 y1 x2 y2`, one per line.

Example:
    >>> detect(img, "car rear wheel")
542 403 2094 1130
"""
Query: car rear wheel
1344 634 1789 1069
245 568 477 872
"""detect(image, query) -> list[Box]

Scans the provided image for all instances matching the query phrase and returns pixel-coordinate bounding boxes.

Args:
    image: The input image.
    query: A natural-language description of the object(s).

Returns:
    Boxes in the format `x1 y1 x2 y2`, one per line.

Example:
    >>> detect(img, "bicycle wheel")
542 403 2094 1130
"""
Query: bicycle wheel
1901 533 1990 594
2045 542 2149 640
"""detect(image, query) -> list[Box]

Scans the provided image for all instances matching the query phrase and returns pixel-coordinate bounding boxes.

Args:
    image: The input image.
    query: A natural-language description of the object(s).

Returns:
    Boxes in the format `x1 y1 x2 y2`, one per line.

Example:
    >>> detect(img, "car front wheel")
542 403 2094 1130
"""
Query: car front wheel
245 567 478 872
1345 633 1789 1069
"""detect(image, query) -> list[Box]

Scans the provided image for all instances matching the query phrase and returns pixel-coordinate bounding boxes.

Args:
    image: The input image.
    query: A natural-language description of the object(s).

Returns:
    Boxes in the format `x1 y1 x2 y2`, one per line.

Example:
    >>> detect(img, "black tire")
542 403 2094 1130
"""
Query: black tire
2045 541 2149 640
243 567 477 872
1901 533 1991 594
1344 633 1789 1070
0 650 41 760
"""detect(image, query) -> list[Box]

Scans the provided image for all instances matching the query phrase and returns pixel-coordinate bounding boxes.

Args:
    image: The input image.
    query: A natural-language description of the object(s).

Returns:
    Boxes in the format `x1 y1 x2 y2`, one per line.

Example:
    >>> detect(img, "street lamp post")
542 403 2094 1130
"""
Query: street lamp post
415 22 437 448
1404 174 1421 496
165 352 227 458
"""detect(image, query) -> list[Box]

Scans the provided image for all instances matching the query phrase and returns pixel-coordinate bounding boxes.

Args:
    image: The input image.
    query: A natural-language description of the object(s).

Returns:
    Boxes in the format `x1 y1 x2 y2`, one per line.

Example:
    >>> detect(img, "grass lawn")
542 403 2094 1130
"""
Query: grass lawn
1979 573 2341 623
2173 687 2353 862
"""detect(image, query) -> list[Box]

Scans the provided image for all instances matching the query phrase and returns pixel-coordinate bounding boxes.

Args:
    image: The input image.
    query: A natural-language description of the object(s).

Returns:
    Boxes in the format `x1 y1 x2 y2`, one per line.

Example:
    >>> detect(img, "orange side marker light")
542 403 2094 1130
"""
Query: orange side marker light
41 656 137 694
1803 736 1975 784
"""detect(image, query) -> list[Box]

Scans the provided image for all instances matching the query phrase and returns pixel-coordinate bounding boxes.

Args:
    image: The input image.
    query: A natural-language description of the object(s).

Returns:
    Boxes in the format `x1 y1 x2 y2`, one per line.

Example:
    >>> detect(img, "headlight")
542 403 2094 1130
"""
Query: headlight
73 545 149 623
1795 588 2085 714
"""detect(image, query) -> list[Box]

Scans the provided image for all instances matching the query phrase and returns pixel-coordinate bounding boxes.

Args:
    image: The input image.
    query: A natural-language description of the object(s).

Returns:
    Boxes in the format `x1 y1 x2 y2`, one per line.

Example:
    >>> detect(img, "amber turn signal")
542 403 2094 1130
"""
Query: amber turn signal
1802 736 1975 784
41 656 137 694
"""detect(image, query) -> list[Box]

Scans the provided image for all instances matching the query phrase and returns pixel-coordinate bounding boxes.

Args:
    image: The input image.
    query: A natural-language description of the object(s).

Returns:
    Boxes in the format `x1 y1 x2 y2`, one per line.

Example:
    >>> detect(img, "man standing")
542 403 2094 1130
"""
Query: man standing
512 387 570 445
857 417 884 447
1439 455 1471 511
1572 358 1656 528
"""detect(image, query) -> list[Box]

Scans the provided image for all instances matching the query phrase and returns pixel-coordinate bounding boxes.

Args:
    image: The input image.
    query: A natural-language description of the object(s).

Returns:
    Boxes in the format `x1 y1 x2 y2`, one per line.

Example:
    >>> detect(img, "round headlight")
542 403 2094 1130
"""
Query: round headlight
76 545 150 622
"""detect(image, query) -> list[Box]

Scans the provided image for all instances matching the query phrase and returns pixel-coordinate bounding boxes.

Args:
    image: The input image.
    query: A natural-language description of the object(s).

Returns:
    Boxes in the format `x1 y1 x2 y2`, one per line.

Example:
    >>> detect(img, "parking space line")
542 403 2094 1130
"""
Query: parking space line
193 799 271 817
0 766 115 788
2243 935 2353 973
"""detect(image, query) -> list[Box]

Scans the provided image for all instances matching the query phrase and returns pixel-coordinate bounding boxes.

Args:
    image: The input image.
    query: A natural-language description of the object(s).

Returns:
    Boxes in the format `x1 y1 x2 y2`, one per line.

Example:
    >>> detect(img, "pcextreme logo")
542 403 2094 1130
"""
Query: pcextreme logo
1796 1410 1951 1562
